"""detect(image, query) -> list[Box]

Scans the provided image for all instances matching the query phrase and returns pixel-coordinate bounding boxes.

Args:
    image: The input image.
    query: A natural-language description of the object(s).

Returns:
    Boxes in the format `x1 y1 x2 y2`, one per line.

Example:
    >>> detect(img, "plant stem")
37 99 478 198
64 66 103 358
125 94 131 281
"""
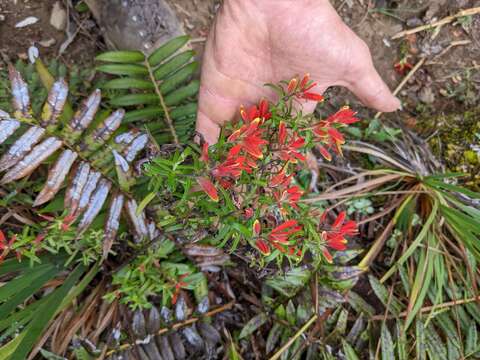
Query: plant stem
269 314 318 360
144 60 179 145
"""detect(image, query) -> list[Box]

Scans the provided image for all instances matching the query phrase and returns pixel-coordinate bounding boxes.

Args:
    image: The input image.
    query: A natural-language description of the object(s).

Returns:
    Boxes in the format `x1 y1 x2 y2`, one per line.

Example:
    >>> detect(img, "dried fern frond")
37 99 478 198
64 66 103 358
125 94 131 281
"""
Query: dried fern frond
0 65 158 251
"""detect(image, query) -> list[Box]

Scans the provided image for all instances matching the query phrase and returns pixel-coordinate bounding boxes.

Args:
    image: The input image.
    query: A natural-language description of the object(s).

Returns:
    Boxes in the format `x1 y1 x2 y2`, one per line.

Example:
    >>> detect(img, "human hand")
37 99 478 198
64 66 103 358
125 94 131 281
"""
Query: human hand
196 0 400 144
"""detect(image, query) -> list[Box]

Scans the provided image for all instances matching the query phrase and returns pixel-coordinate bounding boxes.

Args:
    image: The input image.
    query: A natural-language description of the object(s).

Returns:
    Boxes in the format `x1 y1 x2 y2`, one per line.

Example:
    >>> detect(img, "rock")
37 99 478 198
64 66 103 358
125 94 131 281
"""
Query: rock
84 0 184 52
418 87 435 104
39 38 56 47
15 16 39 28
50 1 67 31
406 17 423 28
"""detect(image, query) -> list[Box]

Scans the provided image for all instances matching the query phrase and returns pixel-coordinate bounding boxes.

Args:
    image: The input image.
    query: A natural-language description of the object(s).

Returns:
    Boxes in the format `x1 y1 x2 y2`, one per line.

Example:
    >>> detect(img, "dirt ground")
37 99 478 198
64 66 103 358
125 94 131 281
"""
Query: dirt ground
0 0 479 119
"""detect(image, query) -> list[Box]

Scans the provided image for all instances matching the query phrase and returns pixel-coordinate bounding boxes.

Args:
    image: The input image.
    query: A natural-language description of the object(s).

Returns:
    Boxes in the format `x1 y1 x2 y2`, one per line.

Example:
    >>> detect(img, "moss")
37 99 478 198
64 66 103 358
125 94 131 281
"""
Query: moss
418 107 480 190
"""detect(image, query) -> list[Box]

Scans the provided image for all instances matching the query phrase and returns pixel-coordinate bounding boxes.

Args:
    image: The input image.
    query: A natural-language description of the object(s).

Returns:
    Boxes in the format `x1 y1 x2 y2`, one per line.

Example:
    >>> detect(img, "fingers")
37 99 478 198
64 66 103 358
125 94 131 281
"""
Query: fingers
345 41 401 112
196 108 221 145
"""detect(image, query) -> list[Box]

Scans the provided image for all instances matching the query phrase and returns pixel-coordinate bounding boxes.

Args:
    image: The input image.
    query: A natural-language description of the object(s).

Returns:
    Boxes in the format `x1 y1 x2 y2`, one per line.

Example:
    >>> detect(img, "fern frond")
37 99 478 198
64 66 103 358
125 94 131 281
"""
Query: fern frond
0 65 158 251
96 36 199 144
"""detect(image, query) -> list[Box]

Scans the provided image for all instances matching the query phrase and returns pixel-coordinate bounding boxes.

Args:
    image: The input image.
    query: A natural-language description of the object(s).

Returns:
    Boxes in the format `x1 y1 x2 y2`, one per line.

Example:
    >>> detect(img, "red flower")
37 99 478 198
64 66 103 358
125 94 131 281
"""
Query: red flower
212 155 249 179
317 145 332 161
394 58 413 75
253 220 261 236
270 169 293 188
323 249 333 263
244 208 254 219
269 220 302 244
278 122 287 145
228 119 268 159
300 92 324 102
172 274 189 305
326 107 359 125
240 99 271 123
274 186 304 209
61 214 76 232
256 239 271 255
200 142 209 162
313 108 358 161
0 230 6 252
197 177 219 202
279 131 306 163
321 211 357 251
287 78 298 93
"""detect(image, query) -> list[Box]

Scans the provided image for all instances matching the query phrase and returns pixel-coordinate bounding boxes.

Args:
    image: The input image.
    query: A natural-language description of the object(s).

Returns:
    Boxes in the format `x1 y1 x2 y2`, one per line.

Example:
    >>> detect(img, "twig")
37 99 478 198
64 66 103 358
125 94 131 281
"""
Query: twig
144 60 179 145
374 57 426 120
269 315 318 360
426 40 472 64
105 301 235 356
370 296 480 320
391 7 480 39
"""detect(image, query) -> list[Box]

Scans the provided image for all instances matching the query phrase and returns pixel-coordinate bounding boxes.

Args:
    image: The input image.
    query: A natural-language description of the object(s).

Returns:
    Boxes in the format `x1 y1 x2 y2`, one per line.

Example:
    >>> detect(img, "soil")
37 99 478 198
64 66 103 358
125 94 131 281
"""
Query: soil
0 0 103 68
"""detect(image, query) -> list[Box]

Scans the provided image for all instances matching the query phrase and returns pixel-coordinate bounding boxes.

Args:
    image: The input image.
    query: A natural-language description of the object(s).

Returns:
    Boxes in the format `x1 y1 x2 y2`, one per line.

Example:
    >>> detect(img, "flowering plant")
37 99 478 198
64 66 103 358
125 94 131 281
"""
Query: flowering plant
146 74 359 268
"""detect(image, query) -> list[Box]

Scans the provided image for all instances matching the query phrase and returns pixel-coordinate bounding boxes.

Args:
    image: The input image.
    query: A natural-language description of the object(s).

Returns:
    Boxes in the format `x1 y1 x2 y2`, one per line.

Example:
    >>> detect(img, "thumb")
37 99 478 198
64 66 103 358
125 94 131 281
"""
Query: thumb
346 50 400 112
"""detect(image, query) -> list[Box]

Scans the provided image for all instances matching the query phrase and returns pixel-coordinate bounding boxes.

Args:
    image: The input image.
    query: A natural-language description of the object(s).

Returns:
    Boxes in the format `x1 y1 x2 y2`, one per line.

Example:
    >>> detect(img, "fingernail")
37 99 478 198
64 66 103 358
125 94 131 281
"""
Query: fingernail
394 97 402 110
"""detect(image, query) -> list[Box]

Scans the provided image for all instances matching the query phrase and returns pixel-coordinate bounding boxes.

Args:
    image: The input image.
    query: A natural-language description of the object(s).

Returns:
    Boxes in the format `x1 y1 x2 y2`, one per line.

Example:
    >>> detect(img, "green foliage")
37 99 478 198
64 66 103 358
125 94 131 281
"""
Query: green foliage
3 217 103 267
0 255 98 359
96 36 199 144
105 239 207 310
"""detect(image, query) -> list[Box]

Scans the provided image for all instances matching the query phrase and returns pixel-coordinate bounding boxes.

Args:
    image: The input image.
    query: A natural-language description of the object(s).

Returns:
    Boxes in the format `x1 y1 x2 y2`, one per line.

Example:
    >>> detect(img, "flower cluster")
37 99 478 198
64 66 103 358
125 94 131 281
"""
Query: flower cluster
196 75 359 262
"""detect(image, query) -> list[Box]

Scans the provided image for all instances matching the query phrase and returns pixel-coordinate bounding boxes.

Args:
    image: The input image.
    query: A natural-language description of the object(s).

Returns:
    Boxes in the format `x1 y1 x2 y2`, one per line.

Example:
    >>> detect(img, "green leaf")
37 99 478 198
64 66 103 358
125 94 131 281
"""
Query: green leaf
9 264 86 360
96 64 148 76
381 323 395 360
110 93 158 107
266 323 283 354
416 320 427 360
382 198 438 282
159 62 198 95
0 264 53 302
465 321 478 356
96 51 145 63
102 78 154 90
124 107 163 123
154 50 195 80
405 243 434 330
239 313 268 339
342 340 360 360
39 348 67 359
164 80 200 106
347 291 375 317
137 192 156 214
425 325 448 360
171 103 198 119
148 35 190 66
368 275 402 316
0 265 58 317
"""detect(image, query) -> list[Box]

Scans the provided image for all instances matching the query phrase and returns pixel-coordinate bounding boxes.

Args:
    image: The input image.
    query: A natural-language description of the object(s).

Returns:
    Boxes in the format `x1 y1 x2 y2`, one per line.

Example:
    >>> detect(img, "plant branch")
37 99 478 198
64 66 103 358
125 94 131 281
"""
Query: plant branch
370 296 480 320
391 7 480 40
144 59 179 145
269 314 318 360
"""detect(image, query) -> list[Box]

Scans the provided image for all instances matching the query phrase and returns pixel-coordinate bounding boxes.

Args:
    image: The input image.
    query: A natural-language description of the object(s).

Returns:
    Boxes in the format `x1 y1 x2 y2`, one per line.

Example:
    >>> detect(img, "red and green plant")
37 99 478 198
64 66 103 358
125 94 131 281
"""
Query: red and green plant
144 74 360 271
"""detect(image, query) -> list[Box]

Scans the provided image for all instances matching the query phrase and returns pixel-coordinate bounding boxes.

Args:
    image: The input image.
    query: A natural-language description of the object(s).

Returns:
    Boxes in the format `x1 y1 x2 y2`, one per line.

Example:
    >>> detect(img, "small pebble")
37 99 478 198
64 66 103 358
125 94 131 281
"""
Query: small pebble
50 1 67 31
15 16 39 28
